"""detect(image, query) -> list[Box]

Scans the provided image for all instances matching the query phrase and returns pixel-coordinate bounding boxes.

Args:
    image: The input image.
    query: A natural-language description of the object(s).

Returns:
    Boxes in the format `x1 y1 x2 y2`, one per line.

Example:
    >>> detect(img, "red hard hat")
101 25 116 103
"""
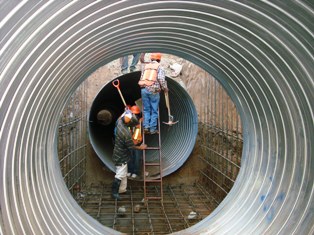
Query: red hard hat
130 105 141 114
150 53 162 61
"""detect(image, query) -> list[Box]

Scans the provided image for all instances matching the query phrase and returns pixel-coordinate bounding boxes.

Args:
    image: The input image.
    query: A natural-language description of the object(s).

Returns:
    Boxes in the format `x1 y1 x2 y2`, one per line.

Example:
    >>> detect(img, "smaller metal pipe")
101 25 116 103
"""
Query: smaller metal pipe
89 73 198 177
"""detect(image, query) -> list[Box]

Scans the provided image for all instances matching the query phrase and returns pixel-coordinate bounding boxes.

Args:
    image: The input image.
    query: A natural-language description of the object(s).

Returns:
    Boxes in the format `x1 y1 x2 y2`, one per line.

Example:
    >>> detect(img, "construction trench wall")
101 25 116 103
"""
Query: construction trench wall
58 82 88 196
0 1 313 235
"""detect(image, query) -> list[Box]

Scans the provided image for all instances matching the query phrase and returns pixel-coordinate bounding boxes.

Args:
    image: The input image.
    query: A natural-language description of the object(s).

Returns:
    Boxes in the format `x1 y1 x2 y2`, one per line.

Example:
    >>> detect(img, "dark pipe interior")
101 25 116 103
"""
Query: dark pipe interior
89 72 198 177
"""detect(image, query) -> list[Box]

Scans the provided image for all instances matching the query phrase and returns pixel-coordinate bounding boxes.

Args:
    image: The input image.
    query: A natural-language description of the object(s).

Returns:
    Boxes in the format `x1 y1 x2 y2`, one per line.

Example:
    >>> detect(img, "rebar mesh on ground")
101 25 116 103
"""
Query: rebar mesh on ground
77 183 217 235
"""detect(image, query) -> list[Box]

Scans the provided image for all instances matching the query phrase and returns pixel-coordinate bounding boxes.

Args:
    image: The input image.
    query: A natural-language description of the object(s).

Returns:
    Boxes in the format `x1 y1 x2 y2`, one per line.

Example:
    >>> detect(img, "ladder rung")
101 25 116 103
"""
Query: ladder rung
143 111 163 201
144 163 160 166
145 147 160 150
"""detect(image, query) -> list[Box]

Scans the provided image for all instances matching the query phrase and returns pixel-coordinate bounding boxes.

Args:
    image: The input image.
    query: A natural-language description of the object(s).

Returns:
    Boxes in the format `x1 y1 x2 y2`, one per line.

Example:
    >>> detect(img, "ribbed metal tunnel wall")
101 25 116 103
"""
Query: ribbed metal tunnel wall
0 1 313 235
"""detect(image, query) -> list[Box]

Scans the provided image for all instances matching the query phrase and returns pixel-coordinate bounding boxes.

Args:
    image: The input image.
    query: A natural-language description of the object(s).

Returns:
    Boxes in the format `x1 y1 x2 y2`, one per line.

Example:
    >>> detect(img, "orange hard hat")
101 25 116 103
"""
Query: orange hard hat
131 105 141 114
150 53 162 61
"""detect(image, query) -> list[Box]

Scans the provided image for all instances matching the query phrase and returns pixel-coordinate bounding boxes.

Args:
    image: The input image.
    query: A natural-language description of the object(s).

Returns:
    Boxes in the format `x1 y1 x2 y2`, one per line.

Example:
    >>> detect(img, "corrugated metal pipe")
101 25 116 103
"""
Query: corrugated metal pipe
89 73 198 177
0 1 313 235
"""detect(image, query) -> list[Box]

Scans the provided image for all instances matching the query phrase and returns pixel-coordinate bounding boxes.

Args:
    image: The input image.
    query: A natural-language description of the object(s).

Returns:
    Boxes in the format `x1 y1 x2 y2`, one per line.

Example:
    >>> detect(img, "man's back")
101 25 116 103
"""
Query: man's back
112 118 134 164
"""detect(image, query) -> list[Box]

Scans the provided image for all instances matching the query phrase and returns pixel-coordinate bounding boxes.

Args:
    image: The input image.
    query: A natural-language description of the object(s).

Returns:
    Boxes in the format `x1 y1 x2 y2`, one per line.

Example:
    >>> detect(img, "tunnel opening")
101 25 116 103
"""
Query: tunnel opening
88 71 198 177
58 55 243 234
1 2 313 234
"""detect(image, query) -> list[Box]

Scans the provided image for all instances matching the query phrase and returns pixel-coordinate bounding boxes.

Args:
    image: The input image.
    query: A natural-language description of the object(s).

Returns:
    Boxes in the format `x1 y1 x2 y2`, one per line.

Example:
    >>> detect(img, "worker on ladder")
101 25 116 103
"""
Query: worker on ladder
127 105 143 179
111 110 147 200
138 53 168 135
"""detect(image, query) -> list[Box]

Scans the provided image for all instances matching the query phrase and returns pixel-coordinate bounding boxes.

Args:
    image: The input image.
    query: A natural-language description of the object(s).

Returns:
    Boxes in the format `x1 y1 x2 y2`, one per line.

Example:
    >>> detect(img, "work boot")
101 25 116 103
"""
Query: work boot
129 68 136 72
112 178 121 200
150 130 159 135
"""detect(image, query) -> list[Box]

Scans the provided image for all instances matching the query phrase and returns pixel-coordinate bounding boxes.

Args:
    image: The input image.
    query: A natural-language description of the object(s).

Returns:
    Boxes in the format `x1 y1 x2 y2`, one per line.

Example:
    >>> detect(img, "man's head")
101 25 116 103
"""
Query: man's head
122 110 139 127
122 110 133 123
150 53 162 62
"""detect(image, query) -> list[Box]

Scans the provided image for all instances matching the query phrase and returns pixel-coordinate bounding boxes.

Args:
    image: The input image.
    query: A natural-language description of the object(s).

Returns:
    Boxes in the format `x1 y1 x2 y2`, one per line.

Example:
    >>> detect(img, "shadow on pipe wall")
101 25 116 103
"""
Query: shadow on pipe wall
89 72 198 177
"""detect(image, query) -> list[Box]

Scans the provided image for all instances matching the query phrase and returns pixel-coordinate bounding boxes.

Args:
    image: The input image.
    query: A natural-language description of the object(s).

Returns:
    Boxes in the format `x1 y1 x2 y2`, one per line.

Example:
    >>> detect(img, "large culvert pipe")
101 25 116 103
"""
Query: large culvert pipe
89 72 197 177
0 1 313 235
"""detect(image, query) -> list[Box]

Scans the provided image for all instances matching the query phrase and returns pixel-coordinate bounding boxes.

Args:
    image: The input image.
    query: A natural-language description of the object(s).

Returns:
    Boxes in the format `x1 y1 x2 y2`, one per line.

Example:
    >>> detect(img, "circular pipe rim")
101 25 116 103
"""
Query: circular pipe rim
0 1 313 234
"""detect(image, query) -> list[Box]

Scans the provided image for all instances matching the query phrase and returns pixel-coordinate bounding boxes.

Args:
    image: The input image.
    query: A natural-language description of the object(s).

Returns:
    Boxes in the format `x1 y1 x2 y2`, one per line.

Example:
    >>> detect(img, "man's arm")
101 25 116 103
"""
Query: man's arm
125 130 147 150
133 144 147 150
157 68 168 91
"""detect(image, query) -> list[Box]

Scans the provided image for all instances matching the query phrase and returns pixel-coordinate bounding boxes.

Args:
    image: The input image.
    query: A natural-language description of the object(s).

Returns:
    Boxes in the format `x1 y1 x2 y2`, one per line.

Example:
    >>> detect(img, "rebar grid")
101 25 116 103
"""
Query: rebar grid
196 77 242 203
58 82 88 195
77 183 215 235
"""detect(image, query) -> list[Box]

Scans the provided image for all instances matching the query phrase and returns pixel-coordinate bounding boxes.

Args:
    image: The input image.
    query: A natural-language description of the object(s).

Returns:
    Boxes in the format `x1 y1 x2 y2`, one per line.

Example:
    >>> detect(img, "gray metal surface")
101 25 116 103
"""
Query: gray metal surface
89 73 197 177
0 1 313 235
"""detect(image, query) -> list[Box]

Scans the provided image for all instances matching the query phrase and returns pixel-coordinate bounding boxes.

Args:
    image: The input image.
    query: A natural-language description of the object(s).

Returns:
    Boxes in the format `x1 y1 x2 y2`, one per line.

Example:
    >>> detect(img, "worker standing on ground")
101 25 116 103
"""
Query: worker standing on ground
112 110 147 200
127 105 143 179
138 53 168 134
120 53 146 74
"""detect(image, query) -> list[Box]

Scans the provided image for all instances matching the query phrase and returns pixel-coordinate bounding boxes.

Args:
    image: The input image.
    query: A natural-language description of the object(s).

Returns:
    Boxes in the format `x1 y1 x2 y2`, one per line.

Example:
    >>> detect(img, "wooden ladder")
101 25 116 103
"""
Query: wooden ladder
142 111 163 204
